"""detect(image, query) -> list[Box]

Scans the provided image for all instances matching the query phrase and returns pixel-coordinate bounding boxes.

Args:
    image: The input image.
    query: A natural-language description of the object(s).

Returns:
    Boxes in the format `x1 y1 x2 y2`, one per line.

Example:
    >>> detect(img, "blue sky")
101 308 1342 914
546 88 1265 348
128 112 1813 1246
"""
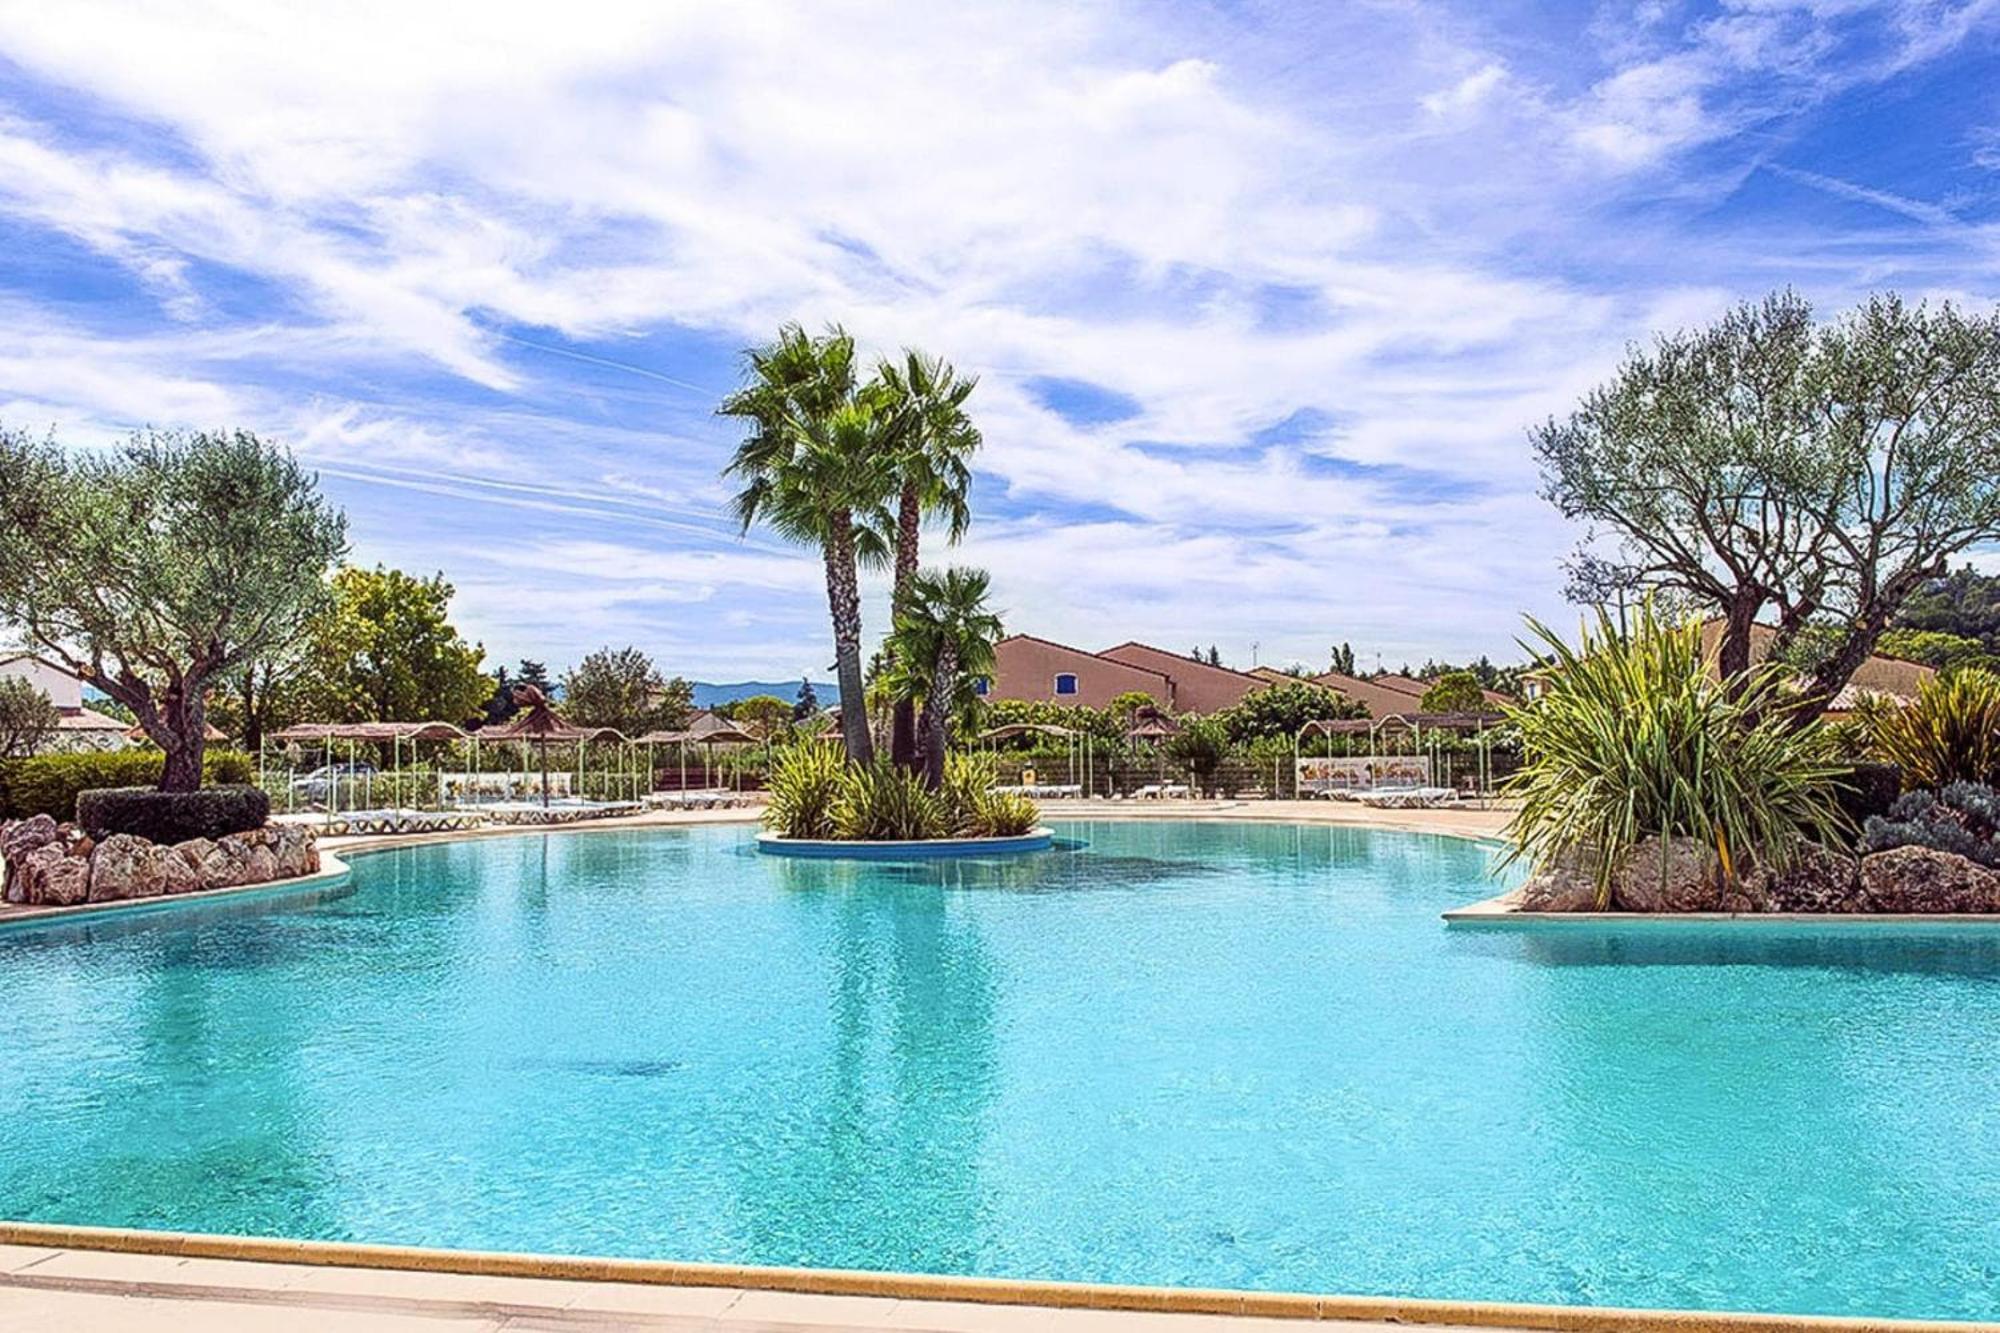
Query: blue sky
1 1 1997 680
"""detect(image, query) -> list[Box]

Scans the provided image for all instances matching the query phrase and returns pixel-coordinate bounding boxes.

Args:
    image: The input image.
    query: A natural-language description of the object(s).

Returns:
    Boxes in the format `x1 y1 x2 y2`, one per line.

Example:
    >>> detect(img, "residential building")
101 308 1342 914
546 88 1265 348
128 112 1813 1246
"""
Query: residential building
0 652 133 753
1095 643 1268 713
982 636 1177 710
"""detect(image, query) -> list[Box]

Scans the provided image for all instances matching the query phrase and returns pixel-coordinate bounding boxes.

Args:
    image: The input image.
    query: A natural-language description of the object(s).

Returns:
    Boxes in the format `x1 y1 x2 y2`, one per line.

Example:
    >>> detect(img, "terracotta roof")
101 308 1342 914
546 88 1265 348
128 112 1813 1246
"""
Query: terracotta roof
1098 642 1268 685
55 706 128 732
993 634 1172 682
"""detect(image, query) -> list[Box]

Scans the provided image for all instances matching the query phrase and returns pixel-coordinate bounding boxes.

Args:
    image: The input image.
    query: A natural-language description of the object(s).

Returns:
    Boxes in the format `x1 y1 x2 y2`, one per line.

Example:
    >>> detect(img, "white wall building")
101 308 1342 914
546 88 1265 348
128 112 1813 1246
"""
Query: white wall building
0 652 133 753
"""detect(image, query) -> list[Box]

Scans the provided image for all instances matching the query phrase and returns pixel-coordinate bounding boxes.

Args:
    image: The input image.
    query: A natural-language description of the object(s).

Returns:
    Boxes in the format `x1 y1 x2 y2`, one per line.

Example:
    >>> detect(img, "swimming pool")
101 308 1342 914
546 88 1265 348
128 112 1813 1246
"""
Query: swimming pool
3 820 1998 1321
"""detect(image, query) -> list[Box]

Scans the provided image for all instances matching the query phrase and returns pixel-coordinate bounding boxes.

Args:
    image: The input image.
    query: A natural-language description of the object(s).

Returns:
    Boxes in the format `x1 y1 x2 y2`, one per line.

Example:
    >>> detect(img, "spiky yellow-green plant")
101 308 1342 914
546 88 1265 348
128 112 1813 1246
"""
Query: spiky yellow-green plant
940 750 997 834
1859 668 2000 791
973 790 1041 837
1501 604 1849 906
763 740 848 840
831 758 945 841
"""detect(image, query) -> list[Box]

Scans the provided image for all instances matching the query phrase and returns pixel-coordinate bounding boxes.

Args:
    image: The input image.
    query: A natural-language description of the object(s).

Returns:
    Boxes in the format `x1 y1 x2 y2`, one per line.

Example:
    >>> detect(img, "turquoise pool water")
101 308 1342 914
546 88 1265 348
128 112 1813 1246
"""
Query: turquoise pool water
4 821 2000 1320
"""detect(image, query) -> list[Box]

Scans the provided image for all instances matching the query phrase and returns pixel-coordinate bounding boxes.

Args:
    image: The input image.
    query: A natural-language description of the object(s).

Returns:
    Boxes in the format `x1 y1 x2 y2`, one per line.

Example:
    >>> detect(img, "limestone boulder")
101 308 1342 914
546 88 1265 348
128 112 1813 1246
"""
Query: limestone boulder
2 813 61 862
1514 850 1604 912
1859 846 2000 914
157 844 206 895
1609 836 1727 913
88 833 169 901
270 824 318 878
214 833 277 886
13 843 89 906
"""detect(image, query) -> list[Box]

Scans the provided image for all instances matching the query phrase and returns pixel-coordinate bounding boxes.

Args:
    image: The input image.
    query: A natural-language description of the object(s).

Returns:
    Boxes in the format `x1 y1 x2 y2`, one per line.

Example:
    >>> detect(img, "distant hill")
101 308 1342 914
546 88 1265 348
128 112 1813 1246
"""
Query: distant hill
691 680 839 709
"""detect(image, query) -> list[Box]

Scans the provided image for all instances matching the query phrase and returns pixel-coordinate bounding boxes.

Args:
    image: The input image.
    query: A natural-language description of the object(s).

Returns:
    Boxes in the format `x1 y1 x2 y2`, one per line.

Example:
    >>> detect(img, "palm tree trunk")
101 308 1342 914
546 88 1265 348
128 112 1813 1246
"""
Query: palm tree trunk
824 512 874 765
923 642 956 789
889 481 922 770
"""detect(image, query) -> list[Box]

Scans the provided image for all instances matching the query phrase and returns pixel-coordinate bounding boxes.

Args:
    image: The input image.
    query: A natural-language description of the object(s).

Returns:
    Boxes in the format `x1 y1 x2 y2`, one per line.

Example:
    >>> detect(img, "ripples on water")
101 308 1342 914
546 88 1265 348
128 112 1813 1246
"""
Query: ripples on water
1 820 1997 1320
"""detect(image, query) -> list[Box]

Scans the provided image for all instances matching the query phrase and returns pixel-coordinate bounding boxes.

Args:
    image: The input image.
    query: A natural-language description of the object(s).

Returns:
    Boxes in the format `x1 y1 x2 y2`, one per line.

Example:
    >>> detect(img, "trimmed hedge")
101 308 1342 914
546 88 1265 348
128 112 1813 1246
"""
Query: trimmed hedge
0 750 255 821
75 784 271 844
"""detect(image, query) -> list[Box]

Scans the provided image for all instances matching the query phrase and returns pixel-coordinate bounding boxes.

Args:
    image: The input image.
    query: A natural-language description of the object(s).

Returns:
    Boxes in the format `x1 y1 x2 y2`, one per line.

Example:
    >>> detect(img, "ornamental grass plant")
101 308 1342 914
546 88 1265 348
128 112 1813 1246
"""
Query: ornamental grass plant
1501 604 1849 906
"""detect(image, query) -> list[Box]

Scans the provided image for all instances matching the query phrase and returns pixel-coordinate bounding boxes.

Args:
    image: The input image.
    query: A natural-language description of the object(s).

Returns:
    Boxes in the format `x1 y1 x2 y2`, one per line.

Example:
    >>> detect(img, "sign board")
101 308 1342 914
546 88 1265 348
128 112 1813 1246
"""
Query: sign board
1296 755 1430 795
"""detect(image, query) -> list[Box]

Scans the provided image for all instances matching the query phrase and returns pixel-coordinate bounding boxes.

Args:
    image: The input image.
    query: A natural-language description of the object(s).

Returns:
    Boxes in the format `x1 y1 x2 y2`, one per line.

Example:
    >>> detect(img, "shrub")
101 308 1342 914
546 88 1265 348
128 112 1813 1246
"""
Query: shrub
1503 604 1849 906
1419 670 1487 713
973 790 1040 837
1834 761 1903 832
1860 668 2000 791
941 750 998 835
1863 783 2000 870
1165 717 1231 795
75 784 270 843
1215 680 1363 742
763 741 847 840
0 749 255 821
832 760 944 841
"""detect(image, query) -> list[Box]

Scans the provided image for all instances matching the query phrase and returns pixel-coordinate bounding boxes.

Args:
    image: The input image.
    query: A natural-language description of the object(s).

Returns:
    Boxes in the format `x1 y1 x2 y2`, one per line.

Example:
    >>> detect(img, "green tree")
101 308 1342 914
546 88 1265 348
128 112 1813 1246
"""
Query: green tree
0 676 60 758
306 567 490 724
733 693 794 739
792 678 821 721
1107 690 1156 723
562 646 692 736
873 350 980 770
721 325 894 763
885 566 1003 787
1215 680 1364 742
1536 291 2000 720
1166 716 1230 795
1420 670 1487 713
0 428 347 790
1895 564 2000 652
1329 642 1357 675
1877 628 1992 671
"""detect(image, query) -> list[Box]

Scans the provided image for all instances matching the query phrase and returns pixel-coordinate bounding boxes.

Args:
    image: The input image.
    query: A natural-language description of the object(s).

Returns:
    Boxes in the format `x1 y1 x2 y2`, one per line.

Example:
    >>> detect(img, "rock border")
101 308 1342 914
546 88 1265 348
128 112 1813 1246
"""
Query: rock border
0 851 352 932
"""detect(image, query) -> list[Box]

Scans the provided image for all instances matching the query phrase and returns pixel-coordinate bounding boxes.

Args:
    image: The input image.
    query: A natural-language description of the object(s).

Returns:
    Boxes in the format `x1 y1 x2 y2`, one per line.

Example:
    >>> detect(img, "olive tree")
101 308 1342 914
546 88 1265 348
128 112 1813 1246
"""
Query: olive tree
0 677 60 758
1536 291 2000 719
0 428 348 790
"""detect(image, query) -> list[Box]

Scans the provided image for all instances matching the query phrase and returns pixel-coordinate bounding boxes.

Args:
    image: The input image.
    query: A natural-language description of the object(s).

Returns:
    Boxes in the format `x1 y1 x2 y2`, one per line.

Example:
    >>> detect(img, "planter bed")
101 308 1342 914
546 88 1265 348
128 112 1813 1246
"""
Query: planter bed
756 828 1053 859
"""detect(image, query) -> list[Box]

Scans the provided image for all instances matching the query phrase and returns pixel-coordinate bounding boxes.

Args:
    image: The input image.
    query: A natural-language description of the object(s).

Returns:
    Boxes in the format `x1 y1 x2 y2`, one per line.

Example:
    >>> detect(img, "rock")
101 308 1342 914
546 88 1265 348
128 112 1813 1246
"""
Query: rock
1515 850 1605 912
89 833 168 901
13 843 89 906
270 824 317 878
1859 845 2000 914
2 813 61 862
214 833 276 886
157 844 205 895
1610 836 1725 912
1750 843 1862 913
172 839 219 891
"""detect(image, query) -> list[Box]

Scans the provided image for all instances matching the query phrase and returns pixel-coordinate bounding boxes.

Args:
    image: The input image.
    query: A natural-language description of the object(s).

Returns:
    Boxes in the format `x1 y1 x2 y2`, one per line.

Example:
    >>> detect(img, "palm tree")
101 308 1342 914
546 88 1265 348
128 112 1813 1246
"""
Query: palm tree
720 325 892 762
885 566 1002 787
723 376 894 762
872 351 981 769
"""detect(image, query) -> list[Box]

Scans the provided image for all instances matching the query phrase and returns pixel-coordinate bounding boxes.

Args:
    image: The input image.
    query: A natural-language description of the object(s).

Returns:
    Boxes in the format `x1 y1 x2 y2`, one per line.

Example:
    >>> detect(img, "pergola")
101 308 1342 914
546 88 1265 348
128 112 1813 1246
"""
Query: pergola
1293 711 1506 799
486 707 629 808
636 711 760 795
976 722 1093 795
266 719 472 821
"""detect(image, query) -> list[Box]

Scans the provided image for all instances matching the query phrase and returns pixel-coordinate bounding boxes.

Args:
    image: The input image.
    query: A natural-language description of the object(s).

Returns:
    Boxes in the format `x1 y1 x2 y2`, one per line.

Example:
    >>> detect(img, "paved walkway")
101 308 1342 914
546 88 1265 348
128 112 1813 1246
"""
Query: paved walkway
0 1245 1471 1333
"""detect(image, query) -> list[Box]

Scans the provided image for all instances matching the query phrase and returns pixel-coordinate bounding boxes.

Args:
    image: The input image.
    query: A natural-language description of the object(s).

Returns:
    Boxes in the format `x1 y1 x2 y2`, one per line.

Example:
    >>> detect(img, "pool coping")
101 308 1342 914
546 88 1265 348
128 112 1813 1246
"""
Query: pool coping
0 851 353 932
0 1222 1992 1333
1444 890 2000 929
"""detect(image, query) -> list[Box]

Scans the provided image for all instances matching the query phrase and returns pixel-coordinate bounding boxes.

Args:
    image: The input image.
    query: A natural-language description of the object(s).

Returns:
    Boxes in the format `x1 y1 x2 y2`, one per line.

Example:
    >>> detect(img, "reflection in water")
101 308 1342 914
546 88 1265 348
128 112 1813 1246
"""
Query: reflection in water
729 871 1000 1272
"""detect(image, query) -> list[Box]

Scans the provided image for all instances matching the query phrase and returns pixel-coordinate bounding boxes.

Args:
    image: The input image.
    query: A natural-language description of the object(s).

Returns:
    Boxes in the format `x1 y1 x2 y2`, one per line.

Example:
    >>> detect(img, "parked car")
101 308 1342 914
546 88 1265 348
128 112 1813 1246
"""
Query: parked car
290 761 378 804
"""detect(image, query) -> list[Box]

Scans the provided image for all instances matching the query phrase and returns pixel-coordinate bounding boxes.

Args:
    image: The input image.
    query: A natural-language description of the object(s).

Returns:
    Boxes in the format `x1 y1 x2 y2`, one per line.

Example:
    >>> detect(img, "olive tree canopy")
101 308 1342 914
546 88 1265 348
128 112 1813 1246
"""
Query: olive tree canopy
1535 291 2000 720
0 428 349 790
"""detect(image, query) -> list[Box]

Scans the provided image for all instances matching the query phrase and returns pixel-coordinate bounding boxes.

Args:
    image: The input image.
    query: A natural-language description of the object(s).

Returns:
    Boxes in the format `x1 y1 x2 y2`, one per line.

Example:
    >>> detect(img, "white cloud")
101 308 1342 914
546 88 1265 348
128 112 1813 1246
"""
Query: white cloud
0 0 1995 674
